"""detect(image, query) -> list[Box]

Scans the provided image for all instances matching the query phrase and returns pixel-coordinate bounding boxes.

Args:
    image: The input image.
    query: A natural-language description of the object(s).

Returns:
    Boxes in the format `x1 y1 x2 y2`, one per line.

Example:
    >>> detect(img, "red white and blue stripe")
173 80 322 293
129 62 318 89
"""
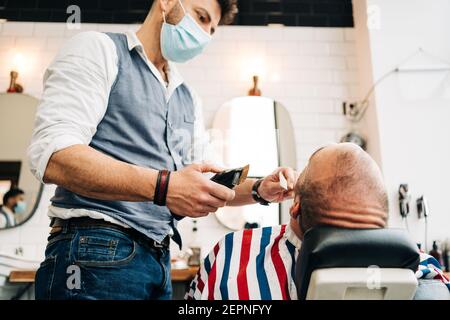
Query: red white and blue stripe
416 252 450 290
185 224 299 300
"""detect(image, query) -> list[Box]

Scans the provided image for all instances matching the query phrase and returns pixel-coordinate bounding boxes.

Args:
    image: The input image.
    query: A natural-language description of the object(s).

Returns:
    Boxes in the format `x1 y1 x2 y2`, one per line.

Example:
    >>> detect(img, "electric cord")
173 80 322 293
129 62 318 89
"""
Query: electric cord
403 216 409 232
346 48 450 122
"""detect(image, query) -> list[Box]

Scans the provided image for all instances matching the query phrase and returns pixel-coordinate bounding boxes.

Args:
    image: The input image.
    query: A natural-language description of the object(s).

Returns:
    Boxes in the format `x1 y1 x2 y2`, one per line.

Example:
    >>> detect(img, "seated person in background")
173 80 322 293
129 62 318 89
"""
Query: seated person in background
186 143 449 300
0 188 25 229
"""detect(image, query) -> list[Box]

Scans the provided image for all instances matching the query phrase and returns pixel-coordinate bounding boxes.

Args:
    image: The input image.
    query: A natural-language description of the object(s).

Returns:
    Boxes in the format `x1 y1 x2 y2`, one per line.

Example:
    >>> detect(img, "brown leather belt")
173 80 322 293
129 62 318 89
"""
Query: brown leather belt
50 217 170 249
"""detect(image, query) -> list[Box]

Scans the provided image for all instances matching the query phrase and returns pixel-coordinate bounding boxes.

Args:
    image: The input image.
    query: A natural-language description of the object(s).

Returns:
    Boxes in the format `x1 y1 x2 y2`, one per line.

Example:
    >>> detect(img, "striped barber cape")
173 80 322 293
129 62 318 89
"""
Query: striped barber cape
185 224 450 300
186 224 301 300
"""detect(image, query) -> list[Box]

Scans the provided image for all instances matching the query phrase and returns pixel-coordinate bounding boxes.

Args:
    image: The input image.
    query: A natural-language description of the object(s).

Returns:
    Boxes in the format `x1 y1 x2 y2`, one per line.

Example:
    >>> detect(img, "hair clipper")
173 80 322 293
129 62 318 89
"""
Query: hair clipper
210 165 250 189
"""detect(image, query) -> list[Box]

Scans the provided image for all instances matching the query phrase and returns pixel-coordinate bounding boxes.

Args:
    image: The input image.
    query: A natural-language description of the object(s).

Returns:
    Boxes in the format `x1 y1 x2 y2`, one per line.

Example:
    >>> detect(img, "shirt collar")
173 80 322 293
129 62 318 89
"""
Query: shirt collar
1 206 14 216
124 31 184 101
284 224 302 249
125 30 141 52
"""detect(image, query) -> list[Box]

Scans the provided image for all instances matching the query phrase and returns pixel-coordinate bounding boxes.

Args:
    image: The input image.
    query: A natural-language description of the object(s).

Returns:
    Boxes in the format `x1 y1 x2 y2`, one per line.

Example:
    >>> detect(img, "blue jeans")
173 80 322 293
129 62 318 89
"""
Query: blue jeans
35 225 172 300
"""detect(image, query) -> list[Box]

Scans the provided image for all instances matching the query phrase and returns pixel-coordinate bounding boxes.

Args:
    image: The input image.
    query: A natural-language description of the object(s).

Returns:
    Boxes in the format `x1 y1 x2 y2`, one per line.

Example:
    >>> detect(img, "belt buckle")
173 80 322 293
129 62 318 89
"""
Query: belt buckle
50 226 62 234
153 240 164 249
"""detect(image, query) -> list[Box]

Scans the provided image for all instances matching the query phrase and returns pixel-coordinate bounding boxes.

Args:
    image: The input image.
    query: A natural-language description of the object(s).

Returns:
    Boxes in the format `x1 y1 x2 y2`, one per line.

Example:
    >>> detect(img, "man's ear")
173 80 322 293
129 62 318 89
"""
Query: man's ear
289 195 301 219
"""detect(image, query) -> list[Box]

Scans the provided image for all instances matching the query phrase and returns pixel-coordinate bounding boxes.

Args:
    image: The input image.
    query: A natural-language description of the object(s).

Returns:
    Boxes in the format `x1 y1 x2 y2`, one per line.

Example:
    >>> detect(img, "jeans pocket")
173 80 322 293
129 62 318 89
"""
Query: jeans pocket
73 229 137 267
35 255 57 300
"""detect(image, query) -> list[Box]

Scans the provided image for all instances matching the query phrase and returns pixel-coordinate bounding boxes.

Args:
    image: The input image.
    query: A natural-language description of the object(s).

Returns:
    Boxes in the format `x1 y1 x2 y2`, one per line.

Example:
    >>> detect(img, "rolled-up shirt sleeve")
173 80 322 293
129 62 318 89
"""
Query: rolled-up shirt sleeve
27 31 118 183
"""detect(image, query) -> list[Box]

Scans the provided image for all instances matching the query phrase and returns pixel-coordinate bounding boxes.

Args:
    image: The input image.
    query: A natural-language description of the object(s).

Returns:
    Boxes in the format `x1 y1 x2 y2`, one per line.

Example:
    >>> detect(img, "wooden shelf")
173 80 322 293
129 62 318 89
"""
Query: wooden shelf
9 266 199 284
9 270 36 283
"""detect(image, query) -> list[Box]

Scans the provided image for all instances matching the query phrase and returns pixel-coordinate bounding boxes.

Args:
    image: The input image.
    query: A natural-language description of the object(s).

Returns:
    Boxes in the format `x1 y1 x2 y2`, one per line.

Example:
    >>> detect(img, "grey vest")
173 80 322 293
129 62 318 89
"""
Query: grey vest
51 32 195 243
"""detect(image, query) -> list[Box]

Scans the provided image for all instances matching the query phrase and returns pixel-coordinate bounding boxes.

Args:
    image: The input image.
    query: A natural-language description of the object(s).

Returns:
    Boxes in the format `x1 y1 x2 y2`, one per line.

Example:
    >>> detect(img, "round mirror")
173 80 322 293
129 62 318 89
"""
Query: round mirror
0 93 43 230
210 96 297 231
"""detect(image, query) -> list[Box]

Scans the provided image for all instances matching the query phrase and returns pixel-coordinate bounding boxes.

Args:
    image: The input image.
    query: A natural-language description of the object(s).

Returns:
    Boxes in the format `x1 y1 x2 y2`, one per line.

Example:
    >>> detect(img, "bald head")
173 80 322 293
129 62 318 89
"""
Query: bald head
292 143 388 238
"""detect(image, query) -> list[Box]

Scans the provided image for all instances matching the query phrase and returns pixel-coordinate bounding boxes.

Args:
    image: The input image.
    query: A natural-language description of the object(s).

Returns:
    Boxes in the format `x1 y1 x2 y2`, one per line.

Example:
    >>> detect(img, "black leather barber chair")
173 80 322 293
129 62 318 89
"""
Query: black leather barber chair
295 227 421 300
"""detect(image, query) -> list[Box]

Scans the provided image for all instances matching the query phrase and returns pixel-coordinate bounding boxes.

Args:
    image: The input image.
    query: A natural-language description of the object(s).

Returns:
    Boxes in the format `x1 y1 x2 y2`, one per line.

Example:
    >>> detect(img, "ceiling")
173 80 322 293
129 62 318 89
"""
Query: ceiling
0 0 353 27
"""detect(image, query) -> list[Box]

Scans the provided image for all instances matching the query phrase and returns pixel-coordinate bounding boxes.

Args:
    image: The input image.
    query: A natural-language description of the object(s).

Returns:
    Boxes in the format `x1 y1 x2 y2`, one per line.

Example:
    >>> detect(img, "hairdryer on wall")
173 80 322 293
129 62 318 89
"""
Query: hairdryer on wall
399 184 410 218
416 196 429 219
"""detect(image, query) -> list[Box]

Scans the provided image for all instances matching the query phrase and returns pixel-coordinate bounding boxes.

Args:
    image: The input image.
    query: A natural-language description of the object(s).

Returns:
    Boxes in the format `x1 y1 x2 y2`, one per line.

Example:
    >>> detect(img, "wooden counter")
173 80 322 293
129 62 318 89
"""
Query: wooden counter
171 266 199 282
9 270 36 283
11 269 448 284
9 266 199 284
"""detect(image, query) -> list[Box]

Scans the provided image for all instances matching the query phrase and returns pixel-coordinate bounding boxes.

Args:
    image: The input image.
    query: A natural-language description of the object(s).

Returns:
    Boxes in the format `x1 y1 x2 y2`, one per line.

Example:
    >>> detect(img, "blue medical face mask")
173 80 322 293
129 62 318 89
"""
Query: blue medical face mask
14 201 26 214
160 0 212 63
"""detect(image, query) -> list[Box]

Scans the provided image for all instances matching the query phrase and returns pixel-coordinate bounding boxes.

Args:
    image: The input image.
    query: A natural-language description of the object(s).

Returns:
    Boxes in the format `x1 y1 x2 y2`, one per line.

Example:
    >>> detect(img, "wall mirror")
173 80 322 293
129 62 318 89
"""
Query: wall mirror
210 96 297 231
0 93 43 230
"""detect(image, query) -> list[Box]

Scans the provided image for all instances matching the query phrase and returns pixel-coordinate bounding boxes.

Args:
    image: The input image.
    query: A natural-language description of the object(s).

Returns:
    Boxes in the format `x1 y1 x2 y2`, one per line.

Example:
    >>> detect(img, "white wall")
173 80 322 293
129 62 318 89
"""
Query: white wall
353 0 450 250
0 22 357 260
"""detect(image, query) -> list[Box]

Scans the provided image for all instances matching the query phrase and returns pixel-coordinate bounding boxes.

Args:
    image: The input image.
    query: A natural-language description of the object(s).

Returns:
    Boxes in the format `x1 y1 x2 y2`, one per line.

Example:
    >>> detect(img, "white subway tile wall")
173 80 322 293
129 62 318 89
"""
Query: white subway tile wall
0 22 357 260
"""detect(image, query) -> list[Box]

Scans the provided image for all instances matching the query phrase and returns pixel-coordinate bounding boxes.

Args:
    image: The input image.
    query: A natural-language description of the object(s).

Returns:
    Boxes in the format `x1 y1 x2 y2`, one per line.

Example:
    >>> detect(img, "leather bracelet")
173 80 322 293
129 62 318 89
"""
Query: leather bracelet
251 178 270 206
160 170 171 205
154 170 171 206
155 170 163 201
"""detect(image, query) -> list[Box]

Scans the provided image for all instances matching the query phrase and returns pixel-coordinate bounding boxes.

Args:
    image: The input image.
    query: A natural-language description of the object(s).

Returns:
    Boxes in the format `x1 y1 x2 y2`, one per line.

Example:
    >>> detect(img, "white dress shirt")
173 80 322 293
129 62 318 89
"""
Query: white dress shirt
0 206 16 228
27 30 209 227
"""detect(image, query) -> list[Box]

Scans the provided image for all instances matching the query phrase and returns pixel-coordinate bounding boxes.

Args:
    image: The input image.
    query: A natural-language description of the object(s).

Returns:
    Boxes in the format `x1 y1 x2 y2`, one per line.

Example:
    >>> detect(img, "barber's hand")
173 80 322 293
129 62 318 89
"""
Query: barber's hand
166 164 236 218
258 167 298 203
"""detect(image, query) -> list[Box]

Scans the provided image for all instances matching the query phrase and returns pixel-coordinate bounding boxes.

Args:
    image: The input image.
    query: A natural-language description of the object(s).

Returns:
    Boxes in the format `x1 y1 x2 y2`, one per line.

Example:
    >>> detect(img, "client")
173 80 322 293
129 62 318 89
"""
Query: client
186 143 449 300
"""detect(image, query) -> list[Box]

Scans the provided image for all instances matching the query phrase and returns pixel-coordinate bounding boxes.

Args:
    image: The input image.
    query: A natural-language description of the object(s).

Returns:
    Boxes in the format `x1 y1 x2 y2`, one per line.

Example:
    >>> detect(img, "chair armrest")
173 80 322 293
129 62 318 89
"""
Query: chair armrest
414 280 450 300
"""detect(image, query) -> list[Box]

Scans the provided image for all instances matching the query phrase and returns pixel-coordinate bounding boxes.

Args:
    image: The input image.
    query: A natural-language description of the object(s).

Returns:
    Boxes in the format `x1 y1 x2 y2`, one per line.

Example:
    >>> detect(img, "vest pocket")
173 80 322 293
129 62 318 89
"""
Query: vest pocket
184 113 195 124
169 113 195 167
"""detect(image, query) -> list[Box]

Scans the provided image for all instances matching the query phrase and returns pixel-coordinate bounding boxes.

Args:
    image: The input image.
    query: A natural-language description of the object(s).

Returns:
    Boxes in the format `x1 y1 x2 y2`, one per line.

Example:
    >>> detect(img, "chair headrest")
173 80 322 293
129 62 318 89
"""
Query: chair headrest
295 227 420 300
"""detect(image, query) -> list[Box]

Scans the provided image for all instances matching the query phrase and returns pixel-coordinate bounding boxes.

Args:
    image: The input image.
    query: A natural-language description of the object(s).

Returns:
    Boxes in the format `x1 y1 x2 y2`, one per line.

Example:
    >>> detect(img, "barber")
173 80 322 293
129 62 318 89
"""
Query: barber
28 0 296 300
0 188 26 229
